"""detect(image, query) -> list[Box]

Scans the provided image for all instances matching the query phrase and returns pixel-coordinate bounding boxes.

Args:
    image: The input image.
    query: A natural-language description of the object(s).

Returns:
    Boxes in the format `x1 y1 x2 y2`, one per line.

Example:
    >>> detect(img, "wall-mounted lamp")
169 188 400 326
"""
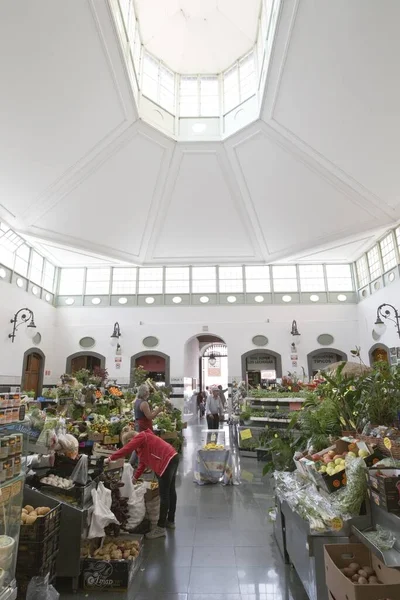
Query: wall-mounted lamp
291 320 301 346
374 303 400 338
208 353 217 367
110 322 121 346
9 308 36 343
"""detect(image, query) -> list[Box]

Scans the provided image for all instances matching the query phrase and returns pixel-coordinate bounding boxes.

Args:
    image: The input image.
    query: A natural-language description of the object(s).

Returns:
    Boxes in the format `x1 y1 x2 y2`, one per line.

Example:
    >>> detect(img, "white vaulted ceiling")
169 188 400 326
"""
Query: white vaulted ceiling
0 0 399 267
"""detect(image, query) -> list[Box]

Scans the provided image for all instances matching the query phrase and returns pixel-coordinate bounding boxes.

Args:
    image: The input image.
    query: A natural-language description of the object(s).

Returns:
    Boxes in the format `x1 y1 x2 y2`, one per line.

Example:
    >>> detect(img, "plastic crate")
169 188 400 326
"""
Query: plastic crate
237 426 266 455
17 553 57 600
19 503 61 542
17 527 60 570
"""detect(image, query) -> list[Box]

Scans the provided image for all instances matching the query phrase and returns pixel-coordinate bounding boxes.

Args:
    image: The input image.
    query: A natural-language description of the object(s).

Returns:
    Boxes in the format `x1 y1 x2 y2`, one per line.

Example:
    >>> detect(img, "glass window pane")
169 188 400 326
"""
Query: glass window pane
59 268 84 295
200 76 219 117
356 256 369 288
239 52 255 102
43 261 55 292
223 65 239 113
30 251 44 285
192 266 216 293
0 224 24 269
14 244 30 277
165 267 189 293
299 265 325 292
133 24 141 76
367 246 382 280
396 227 400 250
219 266 243 292
245 265 270 292
159 65 175 113
138 267 163 294
112 267 137 294
325 264 353 291
380 233 397 272
179 76 199 117
272 265 298 292
85 268 110 295
142 53 159 102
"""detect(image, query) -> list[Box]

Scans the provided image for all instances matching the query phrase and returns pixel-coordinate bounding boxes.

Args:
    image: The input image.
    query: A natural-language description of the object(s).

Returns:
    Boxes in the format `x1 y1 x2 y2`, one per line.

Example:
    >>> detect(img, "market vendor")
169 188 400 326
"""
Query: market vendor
105 429 178 540
134 383 163 432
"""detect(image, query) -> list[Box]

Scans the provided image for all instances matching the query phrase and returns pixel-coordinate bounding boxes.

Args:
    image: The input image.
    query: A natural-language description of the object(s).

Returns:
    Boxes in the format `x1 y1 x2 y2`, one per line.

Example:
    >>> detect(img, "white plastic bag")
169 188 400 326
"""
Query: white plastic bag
125 483 147 530
26 574 59 600
88 483 119 538
70 454 88 485
120 463 135 498
145 495 160 528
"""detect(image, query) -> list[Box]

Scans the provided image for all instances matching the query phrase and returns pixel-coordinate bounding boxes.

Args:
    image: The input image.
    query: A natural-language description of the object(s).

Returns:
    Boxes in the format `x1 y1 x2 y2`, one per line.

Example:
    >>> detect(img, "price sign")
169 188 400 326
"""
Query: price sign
240 429 252 441
331 517 343 531
384 437 392 450
211 433 216 442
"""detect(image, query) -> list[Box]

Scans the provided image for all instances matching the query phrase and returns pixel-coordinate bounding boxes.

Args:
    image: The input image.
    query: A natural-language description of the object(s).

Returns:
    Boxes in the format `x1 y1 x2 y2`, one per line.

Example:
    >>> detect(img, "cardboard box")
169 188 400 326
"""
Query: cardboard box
160 431 178 440
370 488 400 514
88 432 104 442
368 468 400 513
324 543 400 600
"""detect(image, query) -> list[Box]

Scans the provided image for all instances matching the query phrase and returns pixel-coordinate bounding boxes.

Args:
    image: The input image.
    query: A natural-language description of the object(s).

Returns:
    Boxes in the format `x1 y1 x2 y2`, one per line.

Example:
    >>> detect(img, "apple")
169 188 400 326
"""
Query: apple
335 458 343 465
347 451 357 458
358 449 369 459
328 451 335 458
333 455 343 461
312 454 322 461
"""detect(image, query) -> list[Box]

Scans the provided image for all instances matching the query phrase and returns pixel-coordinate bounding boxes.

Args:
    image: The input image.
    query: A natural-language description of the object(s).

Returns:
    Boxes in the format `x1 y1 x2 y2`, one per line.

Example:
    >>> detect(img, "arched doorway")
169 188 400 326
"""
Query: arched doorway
202 343 228 392
184 334 227 395
369 344 390 366
307 348 348 377
130 352 170 386
22 348 45 397
241 349 282 387
66 352 106 374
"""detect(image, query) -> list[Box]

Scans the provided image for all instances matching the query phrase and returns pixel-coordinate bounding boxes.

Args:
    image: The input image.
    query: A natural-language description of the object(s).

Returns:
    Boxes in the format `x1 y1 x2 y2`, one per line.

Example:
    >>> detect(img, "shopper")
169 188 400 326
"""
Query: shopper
206 388 223 429
197 391 205 418
218 385 228 409
106 429 179 539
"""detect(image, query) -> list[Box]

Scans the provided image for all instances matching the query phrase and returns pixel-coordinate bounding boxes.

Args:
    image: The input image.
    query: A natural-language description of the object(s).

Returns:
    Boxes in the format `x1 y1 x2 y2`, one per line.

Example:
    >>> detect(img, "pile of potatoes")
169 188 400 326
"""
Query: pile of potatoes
21 504 51 525
341 562 382 584
91 539 140 561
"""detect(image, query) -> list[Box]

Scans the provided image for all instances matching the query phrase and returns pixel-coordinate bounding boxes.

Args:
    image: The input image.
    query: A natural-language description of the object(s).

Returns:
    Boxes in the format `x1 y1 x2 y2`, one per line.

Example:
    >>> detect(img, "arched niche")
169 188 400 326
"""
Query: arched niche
130 351 170 386
307 348 348 377
21 348 46 397
369 343 390 366
66 351 106 374
241 349 282 385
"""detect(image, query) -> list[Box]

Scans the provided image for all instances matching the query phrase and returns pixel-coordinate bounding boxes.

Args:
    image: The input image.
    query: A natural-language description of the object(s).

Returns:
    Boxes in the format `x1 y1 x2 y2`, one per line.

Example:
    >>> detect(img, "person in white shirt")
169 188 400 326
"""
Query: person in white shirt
206 388 223 430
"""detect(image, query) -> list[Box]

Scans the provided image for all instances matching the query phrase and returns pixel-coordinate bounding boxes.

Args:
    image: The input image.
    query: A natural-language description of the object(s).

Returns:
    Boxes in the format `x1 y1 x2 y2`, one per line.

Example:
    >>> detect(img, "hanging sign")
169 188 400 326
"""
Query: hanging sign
384 437 392 450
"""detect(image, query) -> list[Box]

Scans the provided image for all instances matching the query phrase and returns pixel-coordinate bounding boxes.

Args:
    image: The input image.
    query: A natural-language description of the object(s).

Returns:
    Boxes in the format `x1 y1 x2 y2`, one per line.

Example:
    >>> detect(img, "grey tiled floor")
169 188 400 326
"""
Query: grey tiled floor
58 422 308 599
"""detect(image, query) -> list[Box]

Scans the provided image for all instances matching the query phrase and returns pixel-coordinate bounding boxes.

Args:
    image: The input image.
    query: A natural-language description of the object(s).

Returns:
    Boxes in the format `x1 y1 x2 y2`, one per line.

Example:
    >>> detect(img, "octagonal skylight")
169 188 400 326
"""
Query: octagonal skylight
112 0 280 140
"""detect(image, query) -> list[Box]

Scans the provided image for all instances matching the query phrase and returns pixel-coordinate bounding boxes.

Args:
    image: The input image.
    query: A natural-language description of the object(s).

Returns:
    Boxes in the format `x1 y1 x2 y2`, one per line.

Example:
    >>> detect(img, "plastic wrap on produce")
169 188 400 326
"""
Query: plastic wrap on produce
193 449 231 485
274 471 351 534
331 456 367 516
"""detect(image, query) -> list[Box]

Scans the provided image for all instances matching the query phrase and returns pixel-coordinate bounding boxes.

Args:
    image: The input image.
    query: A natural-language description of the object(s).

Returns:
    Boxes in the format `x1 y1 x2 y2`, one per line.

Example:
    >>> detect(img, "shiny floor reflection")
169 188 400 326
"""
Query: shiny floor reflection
57 421 308 599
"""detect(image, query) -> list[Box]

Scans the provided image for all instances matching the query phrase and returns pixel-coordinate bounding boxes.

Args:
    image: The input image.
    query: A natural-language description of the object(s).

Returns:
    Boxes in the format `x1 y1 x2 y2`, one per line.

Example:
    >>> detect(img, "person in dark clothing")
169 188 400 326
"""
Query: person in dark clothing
197 391 205 418
206 388 223 429
130 383 163 467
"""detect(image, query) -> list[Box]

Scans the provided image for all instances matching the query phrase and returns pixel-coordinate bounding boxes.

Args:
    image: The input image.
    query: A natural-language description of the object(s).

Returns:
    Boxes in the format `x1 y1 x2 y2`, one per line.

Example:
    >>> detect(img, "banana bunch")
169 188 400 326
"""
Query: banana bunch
203 443 224 450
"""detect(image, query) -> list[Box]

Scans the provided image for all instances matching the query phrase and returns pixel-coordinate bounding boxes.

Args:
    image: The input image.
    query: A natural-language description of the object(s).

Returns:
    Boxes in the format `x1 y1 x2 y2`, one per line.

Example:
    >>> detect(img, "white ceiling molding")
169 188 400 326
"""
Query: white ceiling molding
147 143 260 263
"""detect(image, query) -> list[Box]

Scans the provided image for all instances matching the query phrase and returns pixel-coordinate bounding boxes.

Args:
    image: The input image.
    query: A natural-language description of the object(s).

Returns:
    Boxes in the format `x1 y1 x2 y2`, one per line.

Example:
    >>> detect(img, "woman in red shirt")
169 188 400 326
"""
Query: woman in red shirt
106 430 178 539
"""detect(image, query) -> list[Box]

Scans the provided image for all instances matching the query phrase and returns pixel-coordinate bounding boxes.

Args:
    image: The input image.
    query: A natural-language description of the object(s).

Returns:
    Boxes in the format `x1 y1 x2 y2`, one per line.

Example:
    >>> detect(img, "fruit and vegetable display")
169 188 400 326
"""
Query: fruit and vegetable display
340 563 383 585
203 443 225 450
40 474 74 489
20 505 51 525
81 538 140 561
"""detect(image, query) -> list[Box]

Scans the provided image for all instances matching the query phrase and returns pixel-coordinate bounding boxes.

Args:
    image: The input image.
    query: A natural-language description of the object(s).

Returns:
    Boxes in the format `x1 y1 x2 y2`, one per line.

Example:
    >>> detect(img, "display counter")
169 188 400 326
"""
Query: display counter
279 499 371 600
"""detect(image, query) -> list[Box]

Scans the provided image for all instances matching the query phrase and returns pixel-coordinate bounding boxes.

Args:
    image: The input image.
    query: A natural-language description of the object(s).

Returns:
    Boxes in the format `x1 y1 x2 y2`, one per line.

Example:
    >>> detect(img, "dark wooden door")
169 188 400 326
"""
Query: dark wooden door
71 355 101 373
23 353 42 397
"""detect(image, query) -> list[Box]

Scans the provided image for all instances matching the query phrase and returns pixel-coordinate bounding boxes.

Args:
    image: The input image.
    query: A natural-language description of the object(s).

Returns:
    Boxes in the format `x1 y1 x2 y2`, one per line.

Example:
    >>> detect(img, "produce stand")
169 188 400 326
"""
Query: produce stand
0 392 30 600
280 498 371 600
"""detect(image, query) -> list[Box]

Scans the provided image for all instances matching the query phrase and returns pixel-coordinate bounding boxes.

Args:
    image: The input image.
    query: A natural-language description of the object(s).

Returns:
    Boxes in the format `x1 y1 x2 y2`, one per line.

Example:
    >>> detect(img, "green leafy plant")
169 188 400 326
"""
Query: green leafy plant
132 366 149 387
360 362 400 426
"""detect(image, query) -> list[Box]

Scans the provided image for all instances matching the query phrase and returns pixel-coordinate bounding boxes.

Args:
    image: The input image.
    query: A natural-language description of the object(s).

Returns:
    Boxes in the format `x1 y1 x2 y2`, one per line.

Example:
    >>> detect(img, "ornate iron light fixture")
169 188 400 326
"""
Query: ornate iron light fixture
110 322 122 346
208 353 217 367
9 308 36 343
374 303 400 338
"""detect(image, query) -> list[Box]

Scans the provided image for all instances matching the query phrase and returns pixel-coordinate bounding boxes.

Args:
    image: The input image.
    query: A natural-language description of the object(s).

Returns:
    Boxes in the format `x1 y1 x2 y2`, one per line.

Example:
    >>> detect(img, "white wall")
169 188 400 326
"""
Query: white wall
357 278 400 363
0 279 362 391
183 337 200 383
0 281 57 386
54 302 359 384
